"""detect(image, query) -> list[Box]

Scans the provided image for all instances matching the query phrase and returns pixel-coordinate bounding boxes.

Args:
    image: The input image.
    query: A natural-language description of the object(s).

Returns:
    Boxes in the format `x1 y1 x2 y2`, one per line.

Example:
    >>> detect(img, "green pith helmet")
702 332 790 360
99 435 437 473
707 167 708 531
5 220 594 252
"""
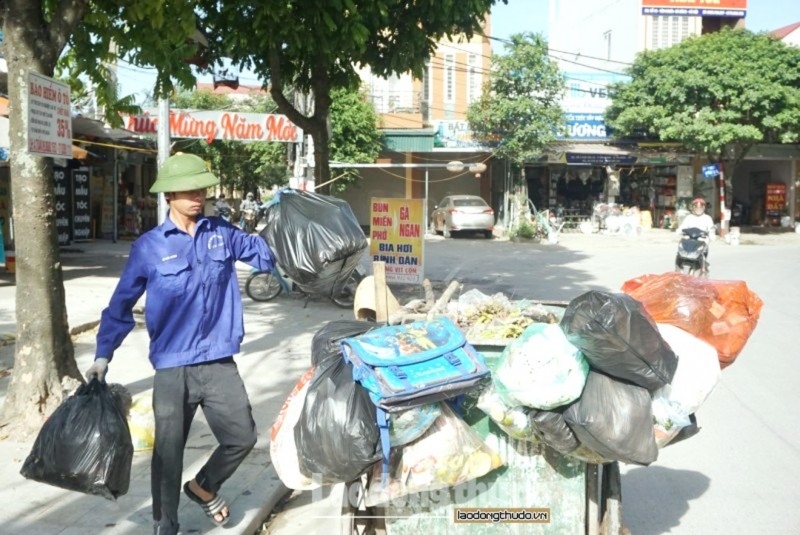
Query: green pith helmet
149 153 219 193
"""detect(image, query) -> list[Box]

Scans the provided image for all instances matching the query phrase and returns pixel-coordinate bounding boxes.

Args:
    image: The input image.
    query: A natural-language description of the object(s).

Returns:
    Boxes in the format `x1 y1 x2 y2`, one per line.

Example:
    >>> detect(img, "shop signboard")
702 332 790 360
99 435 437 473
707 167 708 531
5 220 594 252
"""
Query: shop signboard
72 168 91 241
369 197 424 285
563 113 607 141
702 164 720 179
765 183 786 217
564 153 637 165
433 120 482 149
27 71 72 159
559 73 629 141
641 0 746 17
122 109 302 143
53 166 72 245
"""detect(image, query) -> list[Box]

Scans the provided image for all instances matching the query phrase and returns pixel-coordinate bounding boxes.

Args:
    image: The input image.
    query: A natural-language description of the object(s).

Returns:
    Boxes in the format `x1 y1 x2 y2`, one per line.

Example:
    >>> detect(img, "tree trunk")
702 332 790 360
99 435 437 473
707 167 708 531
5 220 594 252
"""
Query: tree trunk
310 112 331 194
268 50 334 194
0 2 85 438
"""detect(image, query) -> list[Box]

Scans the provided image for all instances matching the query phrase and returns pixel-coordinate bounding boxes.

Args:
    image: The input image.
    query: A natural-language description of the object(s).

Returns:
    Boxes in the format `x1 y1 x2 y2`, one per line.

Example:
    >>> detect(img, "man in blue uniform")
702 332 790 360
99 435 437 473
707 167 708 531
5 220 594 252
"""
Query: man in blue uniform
85 153 276 534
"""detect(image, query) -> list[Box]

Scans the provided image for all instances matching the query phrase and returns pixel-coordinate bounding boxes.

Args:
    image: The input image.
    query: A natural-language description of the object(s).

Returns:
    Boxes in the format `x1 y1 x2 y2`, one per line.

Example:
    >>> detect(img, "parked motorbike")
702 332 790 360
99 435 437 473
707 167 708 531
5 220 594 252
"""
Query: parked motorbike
245 264 366 309
675 227 709 277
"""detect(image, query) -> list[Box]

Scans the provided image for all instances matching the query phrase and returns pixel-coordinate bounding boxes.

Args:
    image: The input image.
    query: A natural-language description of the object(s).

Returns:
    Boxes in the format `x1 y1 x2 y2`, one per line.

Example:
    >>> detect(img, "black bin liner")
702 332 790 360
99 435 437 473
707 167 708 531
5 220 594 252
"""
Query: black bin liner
563 371 658 466
262 188 367 297
20 379 134 500
528 409 580 455
560 291 678 391
295 357 381 484
311 320 375 368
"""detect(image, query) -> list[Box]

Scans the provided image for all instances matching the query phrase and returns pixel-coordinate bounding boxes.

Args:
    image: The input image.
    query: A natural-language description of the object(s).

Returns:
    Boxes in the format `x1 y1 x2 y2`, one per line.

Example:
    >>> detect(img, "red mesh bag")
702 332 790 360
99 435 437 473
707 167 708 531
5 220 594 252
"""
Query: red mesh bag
620 273 763 368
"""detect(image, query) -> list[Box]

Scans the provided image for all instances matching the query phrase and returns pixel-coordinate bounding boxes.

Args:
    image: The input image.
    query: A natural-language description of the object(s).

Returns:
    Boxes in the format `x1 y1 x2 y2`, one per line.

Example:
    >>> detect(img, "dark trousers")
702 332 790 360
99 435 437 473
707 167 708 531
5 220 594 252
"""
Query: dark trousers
151 358 257 534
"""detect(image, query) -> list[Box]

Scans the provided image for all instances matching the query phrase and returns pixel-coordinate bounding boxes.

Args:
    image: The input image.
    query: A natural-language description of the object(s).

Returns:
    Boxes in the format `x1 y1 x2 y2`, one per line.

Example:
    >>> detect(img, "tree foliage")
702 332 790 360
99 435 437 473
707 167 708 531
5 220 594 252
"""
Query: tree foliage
0 0 203 437
194 0 504 190
63 0 200 121
605 28 800 168
329 88 384 193
467 33 566 167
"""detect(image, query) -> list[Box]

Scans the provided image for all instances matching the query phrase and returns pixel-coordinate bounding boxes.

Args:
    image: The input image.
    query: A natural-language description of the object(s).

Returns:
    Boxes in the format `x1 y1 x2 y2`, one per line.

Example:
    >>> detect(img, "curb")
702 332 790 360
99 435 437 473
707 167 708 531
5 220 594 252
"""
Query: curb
236 465 292 535
2 309 146 347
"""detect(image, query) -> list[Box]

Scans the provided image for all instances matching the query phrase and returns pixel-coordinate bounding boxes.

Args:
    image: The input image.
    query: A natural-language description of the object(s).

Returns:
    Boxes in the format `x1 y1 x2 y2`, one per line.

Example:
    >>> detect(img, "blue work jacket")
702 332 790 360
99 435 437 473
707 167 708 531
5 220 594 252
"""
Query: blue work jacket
96 214 275 370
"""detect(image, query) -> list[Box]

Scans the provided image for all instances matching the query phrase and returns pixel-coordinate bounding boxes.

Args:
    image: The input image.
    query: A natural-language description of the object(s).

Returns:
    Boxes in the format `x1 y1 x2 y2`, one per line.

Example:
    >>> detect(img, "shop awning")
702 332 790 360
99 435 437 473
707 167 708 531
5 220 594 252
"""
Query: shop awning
382 129 436 153
72 116 140 140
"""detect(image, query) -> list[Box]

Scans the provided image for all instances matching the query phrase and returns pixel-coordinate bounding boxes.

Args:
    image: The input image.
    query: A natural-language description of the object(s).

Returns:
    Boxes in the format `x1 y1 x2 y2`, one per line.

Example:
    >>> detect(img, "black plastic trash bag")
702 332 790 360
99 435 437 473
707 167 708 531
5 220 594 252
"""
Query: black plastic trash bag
295 357 381 484
564 371 658 466
528 409 580 455
311 320 375 368
560 291 678 391
20 379 134 500
262 188 368 297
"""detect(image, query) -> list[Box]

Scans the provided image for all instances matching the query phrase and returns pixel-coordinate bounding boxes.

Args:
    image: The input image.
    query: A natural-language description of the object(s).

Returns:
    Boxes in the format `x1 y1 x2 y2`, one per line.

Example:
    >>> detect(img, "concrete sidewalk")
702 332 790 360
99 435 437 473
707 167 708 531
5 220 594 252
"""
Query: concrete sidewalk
1 229 798 535
0 240 363 534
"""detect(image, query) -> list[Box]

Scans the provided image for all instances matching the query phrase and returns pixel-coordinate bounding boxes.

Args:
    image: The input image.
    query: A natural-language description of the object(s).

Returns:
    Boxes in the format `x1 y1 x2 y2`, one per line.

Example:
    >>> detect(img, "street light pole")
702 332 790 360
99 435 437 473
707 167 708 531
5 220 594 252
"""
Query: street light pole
156 97 171 224
424 168 430 236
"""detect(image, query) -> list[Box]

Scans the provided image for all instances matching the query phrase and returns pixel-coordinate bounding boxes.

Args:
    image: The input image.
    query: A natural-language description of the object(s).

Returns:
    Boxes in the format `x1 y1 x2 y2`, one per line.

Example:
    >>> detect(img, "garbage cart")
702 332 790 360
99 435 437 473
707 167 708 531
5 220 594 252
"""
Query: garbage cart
341 302 624 535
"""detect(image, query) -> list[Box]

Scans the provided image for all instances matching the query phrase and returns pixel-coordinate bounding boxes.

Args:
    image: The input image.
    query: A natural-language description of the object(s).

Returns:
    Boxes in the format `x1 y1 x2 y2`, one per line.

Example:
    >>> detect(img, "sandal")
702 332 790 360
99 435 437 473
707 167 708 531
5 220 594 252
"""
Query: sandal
183 481 230 527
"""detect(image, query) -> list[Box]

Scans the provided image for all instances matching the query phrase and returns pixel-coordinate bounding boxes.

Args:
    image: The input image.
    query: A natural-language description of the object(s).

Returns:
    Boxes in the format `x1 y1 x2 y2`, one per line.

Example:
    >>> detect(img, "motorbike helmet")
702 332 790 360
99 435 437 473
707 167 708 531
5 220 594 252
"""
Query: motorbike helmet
150 153 219 193
246 192 254 199
691 197 706 216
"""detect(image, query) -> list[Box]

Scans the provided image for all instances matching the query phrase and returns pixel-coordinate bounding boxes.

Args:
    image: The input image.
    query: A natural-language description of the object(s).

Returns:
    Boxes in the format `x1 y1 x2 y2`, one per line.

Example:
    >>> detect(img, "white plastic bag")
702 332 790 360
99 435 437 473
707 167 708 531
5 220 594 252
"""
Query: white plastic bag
476 383 539 442
269 368 321 490
495 323 589 409
364 403 503 507
652 324 721 446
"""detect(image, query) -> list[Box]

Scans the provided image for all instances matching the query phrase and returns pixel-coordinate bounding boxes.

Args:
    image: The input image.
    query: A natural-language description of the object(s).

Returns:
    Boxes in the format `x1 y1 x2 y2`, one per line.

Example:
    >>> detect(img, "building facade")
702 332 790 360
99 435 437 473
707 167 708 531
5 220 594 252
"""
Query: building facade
541 0 799 231
342 17 499 230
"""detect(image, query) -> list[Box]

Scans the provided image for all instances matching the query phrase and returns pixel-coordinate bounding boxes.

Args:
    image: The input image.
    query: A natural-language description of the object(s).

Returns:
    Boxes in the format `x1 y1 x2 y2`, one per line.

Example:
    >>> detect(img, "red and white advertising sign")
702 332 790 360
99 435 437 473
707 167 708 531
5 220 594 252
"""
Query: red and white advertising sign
123 109 302 143
27 71 73 159
642 0 746 17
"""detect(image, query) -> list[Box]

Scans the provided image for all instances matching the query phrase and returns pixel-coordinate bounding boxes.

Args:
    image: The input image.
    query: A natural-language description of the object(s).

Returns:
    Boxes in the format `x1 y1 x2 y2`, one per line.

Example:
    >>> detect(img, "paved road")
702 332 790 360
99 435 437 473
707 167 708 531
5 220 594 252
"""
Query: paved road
268 229 800 535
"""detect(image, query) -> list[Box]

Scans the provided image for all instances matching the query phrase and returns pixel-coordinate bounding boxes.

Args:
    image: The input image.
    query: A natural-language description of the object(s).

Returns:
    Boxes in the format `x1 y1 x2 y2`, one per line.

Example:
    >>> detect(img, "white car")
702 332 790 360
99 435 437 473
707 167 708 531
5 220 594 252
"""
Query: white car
430 195 495 239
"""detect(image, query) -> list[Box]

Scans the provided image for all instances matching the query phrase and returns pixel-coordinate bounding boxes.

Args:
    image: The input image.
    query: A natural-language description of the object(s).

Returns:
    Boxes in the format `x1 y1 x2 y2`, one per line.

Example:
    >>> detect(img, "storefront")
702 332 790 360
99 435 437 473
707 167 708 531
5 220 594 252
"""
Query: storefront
524 144 695 232
728 145 800 229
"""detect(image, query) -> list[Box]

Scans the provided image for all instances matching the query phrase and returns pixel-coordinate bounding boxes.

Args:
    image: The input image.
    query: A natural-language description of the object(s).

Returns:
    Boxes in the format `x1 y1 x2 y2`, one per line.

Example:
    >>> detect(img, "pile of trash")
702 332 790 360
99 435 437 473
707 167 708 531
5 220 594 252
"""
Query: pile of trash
261 188 367 298
270 272 763 505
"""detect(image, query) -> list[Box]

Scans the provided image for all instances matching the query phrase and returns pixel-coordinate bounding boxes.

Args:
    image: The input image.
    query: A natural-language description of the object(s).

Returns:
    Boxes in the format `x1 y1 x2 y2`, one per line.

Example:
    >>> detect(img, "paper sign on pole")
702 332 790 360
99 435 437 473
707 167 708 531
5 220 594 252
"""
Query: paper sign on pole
27 71 72 159
369 197 424 285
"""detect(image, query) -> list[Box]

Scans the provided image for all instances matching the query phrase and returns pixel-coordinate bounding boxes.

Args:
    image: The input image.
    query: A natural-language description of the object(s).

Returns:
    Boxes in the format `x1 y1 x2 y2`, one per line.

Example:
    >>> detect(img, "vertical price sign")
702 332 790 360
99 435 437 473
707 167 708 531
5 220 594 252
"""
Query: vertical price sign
53 166 72 245
27 71 72 159
72 168 91 241
369 197 424 284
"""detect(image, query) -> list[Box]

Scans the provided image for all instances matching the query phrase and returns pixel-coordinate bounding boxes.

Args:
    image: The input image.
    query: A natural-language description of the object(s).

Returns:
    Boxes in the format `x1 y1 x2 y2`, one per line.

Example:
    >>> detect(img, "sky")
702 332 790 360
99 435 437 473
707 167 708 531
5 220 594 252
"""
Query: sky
116 1 800 104
490 0 800 50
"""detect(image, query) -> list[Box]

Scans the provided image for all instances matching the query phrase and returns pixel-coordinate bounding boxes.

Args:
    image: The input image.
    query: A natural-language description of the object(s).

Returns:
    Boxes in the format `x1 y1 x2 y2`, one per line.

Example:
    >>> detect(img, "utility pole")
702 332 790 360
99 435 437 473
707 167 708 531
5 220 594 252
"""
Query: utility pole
156 97 170 224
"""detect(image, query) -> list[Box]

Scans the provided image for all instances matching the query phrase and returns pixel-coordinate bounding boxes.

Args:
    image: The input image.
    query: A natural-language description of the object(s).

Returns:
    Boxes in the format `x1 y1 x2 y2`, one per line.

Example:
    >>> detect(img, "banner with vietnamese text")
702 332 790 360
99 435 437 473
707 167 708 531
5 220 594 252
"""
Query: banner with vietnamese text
369 198 424 285
122 109 302 143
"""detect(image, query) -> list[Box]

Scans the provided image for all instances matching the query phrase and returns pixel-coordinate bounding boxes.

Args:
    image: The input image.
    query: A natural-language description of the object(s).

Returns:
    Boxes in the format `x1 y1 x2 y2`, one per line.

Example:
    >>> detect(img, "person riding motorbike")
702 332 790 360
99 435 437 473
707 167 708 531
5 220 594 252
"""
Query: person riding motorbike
214 194 233 222
239 192 259 232
678 197 715 235
676 197 715 273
